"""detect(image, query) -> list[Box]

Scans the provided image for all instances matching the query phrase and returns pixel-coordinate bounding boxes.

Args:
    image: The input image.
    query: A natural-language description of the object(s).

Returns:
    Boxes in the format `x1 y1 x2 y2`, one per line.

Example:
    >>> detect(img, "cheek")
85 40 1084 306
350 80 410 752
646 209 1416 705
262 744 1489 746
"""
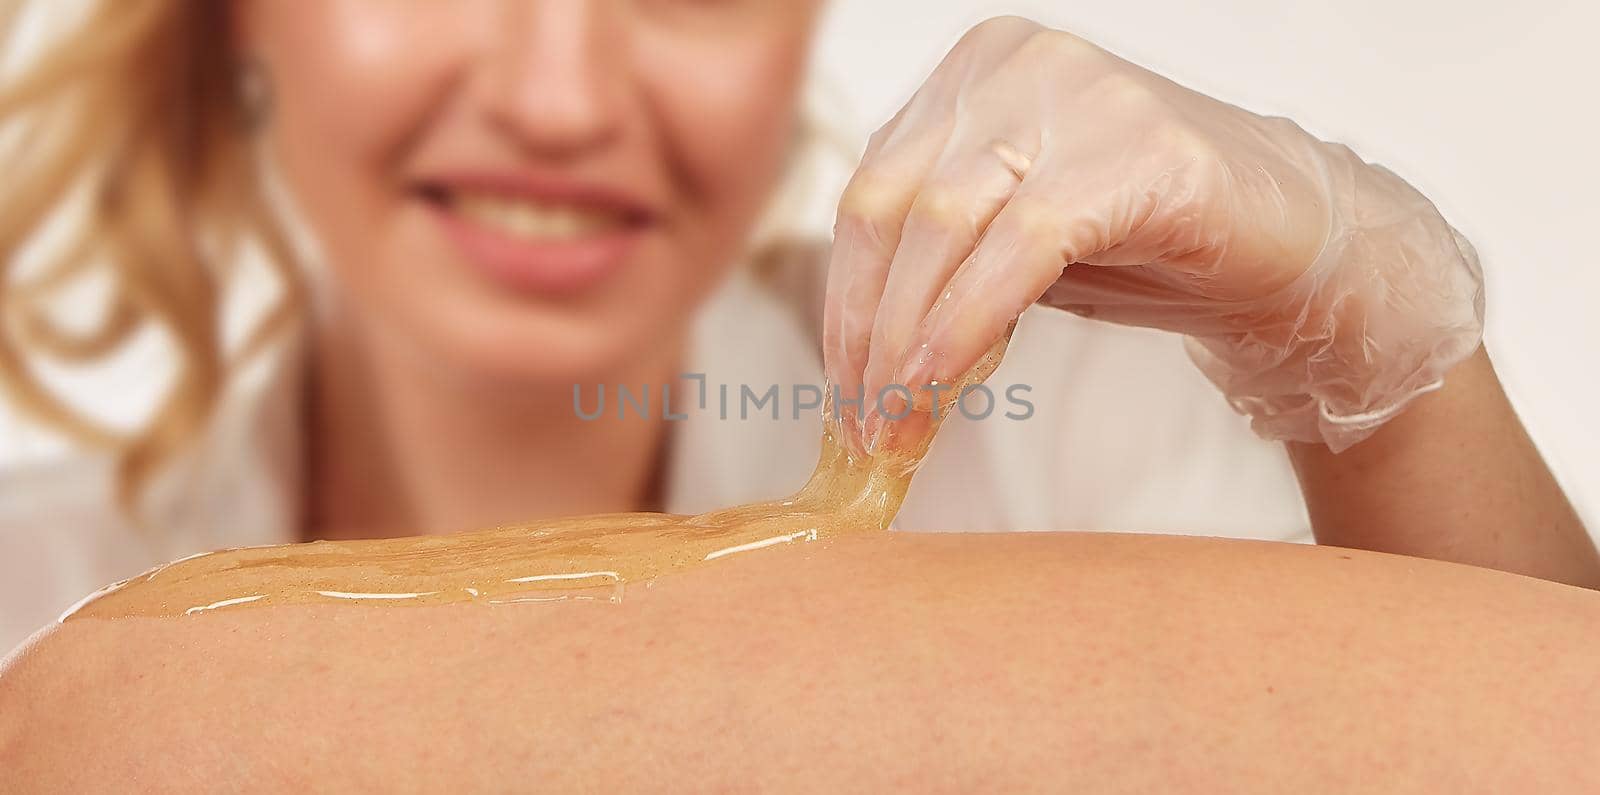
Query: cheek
252 2 473 160
640 31 810 249
247 2 474 276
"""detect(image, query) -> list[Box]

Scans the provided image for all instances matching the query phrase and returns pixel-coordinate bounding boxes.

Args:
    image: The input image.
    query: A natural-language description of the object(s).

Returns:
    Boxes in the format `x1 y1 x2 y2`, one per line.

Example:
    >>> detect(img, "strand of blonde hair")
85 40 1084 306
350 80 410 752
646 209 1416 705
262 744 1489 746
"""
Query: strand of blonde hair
0 0 302 519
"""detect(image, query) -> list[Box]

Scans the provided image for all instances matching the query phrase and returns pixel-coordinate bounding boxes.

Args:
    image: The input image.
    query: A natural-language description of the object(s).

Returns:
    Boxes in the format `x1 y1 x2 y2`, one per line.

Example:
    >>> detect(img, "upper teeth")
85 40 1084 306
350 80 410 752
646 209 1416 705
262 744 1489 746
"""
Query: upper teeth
453 194 624 240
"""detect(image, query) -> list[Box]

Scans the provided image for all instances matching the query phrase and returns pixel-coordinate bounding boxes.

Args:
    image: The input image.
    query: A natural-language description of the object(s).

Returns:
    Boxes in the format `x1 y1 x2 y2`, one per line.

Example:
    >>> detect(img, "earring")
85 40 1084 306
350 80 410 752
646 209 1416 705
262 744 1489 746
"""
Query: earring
235 56 273 132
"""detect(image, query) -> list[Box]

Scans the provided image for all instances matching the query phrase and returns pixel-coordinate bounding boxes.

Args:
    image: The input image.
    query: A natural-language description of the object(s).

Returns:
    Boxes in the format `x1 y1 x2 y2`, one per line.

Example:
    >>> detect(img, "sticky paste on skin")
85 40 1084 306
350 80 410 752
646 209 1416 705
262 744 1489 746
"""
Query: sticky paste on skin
64 339 1012 620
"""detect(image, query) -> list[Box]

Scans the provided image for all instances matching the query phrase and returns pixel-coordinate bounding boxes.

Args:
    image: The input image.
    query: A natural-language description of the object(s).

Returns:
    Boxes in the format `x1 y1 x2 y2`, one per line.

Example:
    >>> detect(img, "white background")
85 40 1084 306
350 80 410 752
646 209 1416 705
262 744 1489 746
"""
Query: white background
3 1 1596 526
807 0 1600 526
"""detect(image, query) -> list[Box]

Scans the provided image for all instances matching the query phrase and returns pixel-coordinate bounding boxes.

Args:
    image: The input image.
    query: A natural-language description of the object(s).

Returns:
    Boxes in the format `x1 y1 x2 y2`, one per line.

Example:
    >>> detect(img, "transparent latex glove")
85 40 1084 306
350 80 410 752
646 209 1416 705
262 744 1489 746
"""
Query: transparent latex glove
822 16 1484 455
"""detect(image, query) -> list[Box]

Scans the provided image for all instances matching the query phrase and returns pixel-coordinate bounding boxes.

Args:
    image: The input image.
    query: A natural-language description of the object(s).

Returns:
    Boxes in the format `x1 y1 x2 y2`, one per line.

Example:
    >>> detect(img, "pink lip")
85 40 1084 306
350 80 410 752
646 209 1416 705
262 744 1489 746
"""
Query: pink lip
417 172 657 296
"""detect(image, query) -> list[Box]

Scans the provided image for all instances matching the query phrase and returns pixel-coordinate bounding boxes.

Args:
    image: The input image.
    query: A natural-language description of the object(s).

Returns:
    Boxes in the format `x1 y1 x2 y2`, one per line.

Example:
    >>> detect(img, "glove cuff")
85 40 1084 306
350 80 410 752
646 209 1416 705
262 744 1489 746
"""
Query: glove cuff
1185 157 1486 453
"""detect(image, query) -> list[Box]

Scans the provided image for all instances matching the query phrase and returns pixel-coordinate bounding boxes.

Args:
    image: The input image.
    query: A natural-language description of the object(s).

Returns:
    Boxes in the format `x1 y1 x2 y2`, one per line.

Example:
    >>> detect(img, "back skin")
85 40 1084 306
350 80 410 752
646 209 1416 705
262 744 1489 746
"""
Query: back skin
3 531 1598 792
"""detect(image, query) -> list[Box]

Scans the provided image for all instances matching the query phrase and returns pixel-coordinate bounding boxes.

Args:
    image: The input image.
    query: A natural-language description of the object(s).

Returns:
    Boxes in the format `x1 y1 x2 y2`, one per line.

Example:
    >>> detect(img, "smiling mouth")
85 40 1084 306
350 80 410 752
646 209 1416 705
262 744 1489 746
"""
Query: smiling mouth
416 181 657 295
420 187 653 241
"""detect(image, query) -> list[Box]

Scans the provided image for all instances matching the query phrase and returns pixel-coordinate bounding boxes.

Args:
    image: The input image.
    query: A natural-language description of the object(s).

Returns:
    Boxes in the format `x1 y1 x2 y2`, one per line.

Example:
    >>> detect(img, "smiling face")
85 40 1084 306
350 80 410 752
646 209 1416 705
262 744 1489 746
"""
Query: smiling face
235 0 820 383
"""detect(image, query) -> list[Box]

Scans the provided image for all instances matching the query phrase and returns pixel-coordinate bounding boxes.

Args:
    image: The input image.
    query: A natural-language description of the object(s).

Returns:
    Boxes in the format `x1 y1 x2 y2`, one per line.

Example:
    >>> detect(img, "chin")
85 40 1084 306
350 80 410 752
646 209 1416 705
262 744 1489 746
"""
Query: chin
419 299 682 389
348 229 716 389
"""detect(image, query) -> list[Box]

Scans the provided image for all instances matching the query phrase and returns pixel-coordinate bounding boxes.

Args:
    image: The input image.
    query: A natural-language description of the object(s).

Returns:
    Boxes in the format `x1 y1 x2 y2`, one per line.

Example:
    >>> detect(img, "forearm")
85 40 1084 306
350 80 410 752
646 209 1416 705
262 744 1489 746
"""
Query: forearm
1289 346 1600 587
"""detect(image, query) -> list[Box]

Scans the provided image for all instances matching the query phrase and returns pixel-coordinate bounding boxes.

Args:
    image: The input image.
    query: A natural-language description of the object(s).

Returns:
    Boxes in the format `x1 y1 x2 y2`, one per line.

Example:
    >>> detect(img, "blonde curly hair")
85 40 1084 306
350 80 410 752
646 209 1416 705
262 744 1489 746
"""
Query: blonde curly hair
0 0 302 513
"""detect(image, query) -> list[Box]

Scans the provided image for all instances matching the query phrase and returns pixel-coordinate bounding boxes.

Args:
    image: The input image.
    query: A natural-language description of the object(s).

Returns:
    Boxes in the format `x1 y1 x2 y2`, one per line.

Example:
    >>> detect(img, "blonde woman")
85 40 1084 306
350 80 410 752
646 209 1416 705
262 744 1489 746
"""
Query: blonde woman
1 0 1595 655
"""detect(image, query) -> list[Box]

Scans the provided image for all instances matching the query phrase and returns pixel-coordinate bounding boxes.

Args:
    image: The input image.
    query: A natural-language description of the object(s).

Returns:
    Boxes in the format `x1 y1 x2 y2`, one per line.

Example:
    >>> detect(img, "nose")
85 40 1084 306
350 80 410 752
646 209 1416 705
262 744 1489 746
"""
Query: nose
480 0 626 156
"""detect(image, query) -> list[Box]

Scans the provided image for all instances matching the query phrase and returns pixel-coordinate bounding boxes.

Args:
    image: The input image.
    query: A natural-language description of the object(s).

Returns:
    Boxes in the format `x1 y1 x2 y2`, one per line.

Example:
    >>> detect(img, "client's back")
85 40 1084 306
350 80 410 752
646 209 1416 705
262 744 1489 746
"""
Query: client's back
3 531 1598 792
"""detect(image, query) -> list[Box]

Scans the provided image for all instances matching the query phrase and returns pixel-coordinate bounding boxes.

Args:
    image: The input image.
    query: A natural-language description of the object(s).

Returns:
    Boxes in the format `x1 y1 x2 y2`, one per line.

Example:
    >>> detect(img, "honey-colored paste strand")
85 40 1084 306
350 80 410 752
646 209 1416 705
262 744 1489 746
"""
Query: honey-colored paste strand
64 341 1009 620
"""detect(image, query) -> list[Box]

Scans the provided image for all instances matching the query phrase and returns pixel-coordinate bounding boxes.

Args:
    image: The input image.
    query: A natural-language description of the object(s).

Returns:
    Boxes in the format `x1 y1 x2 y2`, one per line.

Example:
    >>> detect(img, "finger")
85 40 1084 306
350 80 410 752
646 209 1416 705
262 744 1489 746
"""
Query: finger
821 127 949 453
820 174 911 457
860 143 1028 436
1041 263 1231 334
895 179 1125 394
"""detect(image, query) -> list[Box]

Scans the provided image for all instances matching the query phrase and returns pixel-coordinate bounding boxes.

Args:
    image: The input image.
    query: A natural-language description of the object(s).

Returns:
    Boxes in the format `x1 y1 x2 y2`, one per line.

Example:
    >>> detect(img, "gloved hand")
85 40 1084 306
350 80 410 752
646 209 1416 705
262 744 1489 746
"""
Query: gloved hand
822 16 1484 455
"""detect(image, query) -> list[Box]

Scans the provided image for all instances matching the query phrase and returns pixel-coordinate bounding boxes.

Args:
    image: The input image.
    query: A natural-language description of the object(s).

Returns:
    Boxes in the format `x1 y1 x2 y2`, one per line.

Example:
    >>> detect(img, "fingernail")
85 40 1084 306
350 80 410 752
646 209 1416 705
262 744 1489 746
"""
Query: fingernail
894 342 938 393
879 387 907 421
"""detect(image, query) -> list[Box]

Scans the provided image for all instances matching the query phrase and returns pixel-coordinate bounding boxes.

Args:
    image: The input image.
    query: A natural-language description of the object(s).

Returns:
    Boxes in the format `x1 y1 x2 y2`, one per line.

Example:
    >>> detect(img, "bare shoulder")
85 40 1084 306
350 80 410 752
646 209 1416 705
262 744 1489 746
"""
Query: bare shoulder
4 532 1599 792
